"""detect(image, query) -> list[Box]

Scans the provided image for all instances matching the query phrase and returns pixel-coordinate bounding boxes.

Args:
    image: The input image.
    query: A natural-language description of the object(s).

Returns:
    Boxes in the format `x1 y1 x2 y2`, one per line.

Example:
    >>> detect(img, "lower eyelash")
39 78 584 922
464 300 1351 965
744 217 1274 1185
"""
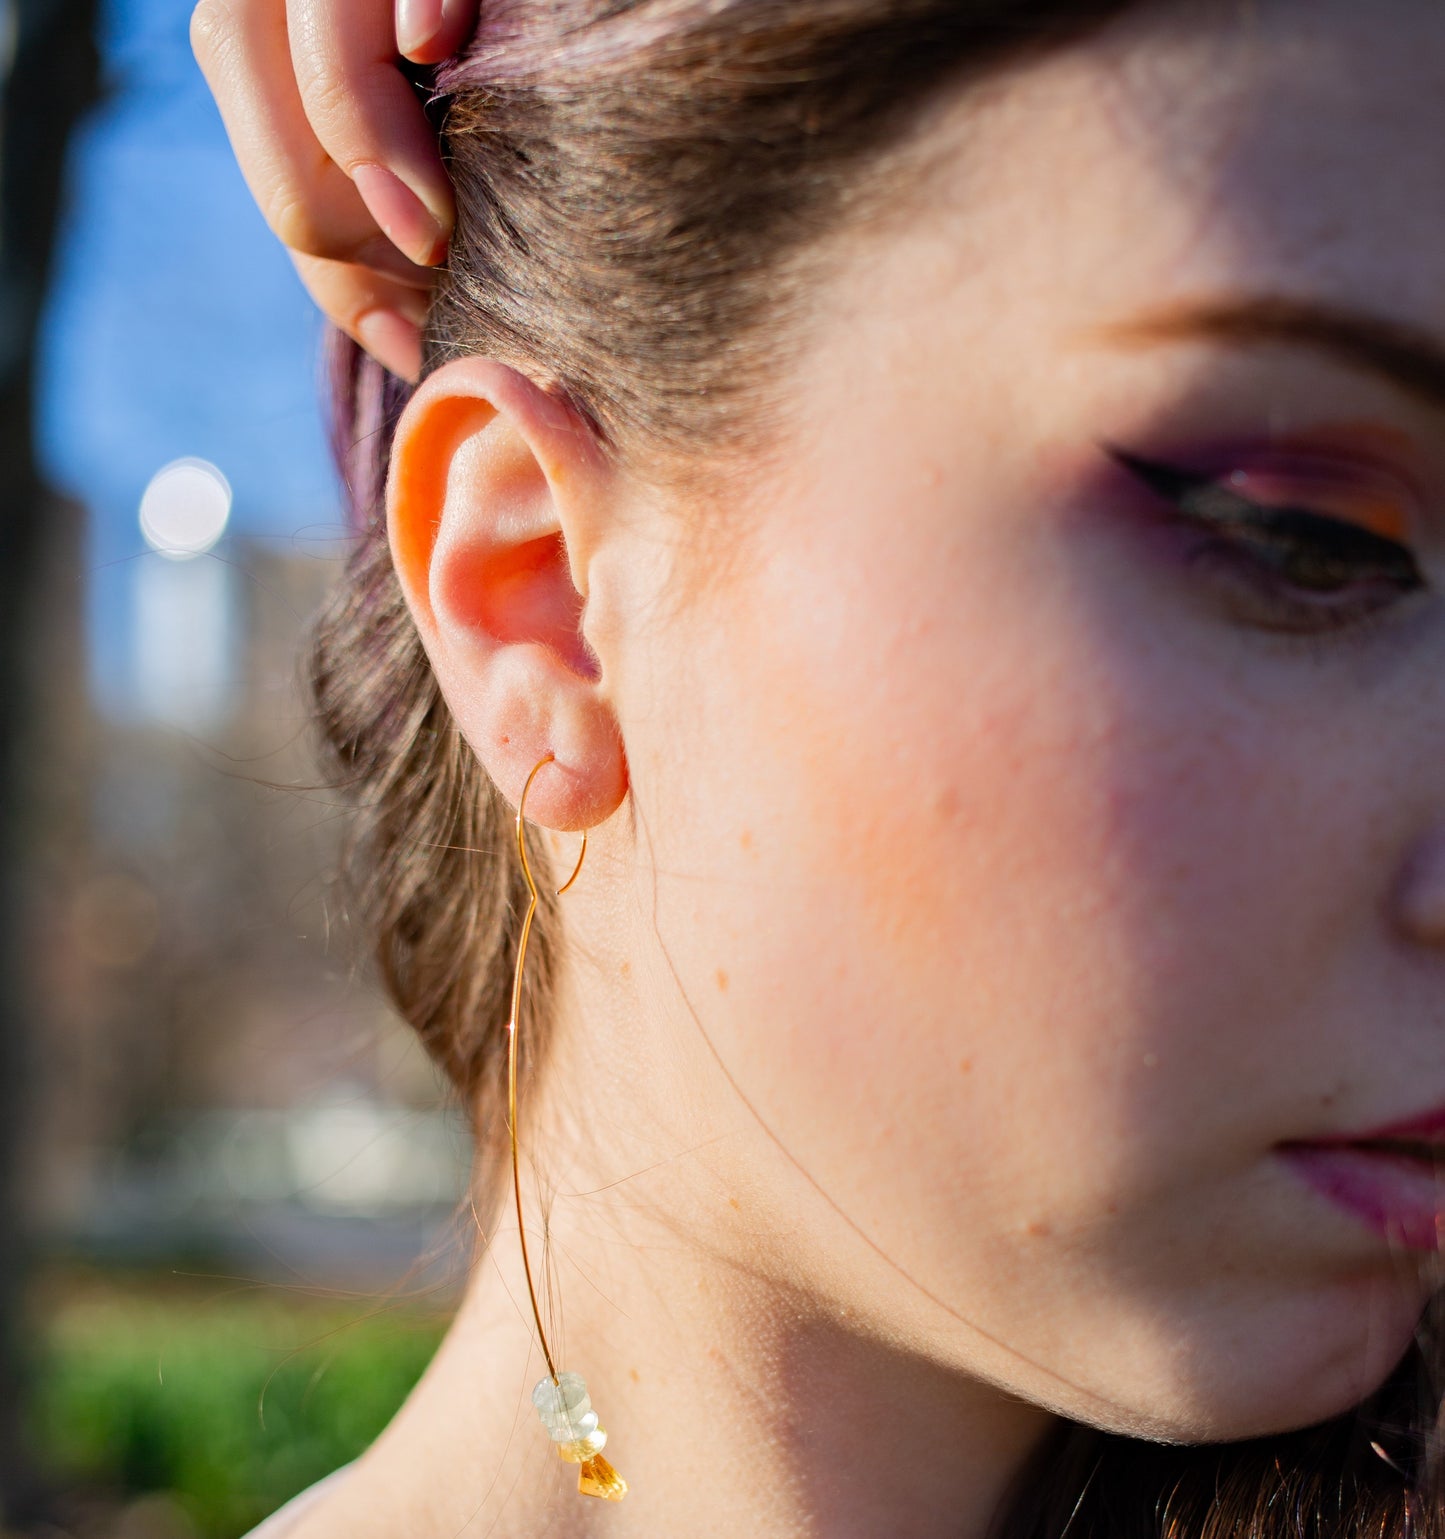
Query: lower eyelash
1181 536 1410 637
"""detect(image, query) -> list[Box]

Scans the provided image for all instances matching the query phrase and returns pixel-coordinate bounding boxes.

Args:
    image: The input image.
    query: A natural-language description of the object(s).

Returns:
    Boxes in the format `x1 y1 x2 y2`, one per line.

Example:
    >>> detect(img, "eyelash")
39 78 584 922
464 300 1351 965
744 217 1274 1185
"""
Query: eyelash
1107 446 1428 636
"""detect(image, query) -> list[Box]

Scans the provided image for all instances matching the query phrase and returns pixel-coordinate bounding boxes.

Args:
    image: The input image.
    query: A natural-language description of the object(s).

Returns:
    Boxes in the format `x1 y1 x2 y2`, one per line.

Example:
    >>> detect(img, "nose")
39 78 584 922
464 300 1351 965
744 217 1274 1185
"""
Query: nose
1391 829 1445 949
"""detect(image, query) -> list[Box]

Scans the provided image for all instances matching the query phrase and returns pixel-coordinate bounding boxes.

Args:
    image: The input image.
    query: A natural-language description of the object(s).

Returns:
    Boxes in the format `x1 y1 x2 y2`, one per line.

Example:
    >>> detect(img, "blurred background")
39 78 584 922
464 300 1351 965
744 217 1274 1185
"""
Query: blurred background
0 0 471 1534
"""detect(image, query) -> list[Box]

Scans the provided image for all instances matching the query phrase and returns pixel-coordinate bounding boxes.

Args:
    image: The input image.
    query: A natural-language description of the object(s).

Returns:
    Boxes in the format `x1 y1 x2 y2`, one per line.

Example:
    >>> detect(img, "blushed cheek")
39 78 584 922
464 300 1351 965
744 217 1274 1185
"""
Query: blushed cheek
647 432 1385 1292
735 544 1341 1208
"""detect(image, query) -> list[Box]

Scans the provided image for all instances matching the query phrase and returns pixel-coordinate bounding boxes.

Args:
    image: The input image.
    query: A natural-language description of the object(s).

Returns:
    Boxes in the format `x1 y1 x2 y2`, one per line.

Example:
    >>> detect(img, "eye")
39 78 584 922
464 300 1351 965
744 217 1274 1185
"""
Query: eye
1105 445 1427 634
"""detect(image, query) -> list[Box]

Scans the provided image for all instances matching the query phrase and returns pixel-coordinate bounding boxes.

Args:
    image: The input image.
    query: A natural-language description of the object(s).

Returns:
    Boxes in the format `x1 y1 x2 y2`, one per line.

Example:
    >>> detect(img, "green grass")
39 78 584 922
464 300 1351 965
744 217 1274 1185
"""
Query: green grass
27 1270 449 1538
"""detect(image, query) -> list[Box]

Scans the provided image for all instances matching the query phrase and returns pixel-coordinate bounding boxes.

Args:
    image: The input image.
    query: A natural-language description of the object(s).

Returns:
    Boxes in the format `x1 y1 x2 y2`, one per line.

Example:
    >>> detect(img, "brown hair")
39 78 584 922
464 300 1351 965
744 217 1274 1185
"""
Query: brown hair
308 1 1445 1531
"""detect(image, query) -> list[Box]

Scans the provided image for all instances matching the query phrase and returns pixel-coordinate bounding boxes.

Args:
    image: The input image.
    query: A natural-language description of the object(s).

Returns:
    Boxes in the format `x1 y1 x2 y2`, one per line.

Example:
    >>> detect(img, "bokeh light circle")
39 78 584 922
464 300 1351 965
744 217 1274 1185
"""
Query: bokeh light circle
139 457 233 560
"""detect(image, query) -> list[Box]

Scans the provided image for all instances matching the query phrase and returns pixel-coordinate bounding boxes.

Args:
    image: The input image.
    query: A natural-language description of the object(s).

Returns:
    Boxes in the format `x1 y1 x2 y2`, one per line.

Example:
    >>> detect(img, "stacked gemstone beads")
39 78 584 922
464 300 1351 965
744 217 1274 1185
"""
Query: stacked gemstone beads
532 1372 606 1459
532 1371 627 1499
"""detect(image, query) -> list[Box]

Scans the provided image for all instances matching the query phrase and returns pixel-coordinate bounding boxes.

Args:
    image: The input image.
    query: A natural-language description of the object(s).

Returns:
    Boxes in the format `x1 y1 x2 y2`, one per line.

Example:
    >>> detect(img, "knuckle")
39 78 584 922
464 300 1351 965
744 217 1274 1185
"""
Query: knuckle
294 65 356 140
268 188 365 265
267 190 330 258
293 259 381 335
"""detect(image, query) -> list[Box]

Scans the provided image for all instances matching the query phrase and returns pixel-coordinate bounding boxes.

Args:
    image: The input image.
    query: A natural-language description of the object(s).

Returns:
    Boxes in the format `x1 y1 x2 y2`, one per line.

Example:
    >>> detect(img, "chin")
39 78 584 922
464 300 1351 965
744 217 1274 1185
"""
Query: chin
1042 1277 1435 1448
1158 1285 1431 1445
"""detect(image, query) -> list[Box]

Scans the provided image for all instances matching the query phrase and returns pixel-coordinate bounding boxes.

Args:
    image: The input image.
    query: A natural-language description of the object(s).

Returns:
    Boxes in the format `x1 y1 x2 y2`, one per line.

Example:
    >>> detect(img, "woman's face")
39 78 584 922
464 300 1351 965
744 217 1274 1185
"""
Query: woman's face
599 0 1445 1441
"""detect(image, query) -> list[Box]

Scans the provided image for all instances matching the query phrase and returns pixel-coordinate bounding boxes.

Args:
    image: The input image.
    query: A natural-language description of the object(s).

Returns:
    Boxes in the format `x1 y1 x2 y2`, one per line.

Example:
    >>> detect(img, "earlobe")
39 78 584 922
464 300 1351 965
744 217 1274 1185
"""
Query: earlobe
386 358 628 831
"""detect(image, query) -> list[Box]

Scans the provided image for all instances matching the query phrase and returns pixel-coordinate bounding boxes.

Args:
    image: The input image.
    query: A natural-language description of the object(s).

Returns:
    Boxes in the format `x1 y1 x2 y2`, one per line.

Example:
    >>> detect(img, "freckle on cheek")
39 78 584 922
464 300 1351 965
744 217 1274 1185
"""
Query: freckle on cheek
958 1057 973 1075
620 959 631 978
716 968 729 992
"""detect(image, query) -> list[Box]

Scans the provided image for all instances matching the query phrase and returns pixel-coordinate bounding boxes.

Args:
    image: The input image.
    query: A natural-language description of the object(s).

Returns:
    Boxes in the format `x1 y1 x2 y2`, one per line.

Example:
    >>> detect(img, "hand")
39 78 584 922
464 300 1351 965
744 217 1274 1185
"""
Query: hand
192 0 480 381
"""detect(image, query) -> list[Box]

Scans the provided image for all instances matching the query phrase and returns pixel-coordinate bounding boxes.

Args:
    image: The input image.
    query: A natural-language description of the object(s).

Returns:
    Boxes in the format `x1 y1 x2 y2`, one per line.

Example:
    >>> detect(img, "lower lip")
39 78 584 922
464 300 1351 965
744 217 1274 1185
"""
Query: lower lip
1280 1145 1445 1251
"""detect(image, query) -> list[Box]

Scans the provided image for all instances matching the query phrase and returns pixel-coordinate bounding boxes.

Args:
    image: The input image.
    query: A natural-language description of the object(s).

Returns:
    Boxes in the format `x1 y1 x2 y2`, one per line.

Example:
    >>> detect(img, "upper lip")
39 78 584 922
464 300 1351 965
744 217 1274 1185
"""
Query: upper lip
1292 1100 1445 1156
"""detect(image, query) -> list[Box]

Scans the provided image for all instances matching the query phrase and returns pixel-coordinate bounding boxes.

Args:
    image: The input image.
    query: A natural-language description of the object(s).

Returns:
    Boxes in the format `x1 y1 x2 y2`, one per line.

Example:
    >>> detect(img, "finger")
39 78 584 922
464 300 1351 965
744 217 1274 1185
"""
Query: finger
288 0 456 268
396 0 480 65
292 250 429 382
192 0 433 280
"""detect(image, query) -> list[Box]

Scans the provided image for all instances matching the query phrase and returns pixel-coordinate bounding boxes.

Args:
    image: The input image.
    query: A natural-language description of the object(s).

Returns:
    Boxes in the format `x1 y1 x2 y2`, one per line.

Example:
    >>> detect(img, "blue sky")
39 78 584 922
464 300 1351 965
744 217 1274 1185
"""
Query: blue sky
37 0 342 708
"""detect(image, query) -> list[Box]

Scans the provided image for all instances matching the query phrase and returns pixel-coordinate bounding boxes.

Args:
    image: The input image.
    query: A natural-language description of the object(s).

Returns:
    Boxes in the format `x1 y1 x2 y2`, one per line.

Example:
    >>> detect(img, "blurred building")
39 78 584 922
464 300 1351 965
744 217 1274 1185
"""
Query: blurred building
26 510 474 1294
4 0 468 1525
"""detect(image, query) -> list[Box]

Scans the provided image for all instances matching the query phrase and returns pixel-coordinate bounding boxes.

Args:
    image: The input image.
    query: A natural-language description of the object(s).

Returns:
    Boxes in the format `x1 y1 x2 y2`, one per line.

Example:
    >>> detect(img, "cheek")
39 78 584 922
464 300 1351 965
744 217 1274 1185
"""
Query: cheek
698 496 1319 1210
633 465 1411 1431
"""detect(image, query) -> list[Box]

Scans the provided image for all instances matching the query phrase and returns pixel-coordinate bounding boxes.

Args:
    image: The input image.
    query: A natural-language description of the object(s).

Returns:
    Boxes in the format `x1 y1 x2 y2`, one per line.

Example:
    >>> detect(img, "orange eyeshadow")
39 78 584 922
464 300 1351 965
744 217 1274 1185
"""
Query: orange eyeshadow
1227 467 1414 543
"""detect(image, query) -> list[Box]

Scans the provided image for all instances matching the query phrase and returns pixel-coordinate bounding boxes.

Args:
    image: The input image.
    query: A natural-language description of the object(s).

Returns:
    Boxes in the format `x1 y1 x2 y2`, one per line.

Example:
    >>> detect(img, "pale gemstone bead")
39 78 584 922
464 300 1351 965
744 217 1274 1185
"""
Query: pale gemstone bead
532 1371 598 1442
546 1409 599 1443
557 1425 608 1462
542 1411 592 1440
532 1372 590 1419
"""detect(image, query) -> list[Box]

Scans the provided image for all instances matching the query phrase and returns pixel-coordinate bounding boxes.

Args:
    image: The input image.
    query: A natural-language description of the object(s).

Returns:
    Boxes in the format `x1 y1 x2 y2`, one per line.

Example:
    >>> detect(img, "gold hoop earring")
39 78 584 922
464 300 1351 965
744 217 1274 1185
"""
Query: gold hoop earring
510 753 627 1501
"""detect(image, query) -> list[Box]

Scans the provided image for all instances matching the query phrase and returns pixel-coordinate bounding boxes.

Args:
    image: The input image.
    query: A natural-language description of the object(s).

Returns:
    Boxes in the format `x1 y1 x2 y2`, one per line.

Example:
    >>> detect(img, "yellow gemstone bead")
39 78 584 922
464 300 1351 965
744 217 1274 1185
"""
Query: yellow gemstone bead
578 1453 628 1501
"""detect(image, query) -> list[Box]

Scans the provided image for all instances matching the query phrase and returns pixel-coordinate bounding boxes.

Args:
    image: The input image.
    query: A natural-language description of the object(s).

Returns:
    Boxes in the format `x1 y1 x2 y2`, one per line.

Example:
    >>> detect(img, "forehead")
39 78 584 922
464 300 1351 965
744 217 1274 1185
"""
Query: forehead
869 0 1445 336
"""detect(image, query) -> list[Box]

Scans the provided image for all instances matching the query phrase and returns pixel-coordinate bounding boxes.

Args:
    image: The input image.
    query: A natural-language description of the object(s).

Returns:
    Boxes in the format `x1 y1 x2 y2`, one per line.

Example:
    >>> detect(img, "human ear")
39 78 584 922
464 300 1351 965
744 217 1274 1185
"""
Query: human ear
387 356 628 830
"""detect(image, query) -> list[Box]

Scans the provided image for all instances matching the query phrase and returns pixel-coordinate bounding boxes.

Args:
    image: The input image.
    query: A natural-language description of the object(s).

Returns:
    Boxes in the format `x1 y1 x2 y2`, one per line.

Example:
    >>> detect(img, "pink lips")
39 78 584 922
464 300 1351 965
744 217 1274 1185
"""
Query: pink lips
1281 1102 1445 1252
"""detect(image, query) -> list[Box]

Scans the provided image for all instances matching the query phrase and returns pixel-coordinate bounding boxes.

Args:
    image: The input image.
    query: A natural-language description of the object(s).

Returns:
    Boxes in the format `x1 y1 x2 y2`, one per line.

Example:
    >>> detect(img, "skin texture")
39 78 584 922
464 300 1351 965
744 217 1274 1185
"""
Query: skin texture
278 2 1445 1536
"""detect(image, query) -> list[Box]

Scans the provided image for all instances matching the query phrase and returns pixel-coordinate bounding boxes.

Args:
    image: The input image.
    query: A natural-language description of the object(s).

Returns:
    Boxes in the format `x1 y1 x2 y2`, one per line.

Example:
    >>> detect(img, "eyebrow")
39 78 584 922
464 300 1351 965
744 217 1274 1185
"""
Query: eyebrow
1083 294 1445 413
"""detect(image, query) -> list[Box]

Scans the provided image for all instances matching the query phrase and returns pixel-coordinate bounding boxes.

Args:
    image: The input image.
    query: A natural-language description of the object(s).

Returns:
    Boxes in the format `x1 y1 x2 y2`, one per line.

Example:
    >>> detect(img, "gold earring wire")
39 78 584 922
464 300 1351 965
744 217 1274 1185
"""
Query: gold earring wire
509 753 627 1501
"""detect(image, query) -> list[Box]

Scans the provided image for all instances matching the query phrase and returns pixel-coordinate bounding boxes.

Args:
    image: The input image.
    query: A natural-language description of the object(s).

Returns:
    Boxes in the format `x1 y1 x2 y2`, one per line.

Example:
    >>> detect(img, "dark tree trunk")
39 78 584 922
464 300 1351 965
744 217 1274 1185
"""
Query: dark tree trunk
0 0 99 1520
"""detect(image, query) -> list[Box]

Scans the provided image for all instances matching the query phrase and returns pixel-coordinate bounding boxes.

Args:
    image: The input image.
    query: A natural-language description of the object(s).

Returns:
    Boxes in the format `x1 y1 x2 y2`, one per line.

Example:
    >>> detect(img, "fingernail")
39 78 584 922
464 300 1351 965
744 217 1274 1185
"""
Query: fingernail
396 0 444 58
440 0 479 39
356 309 424 382
353 162 449 267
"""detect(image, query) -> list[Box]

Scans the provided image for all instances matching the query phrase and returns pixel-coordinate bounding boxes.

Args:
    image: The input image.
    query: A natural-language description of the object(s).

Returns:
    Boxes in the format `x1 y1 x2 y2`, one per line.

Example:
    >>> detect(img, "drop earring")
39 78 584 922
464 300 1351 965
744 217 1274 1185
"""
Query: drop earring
509 753 628 1501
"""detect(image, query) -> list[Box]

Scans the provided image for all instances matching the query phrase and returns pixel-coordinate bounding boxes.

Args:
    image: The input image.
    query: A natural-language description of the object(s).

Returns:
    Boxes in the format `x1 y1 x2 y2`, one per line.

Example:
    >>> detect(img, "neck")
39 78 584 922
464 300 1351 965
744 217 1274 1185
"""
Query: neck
293 873 1054 1538
306 1183 1050 1539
